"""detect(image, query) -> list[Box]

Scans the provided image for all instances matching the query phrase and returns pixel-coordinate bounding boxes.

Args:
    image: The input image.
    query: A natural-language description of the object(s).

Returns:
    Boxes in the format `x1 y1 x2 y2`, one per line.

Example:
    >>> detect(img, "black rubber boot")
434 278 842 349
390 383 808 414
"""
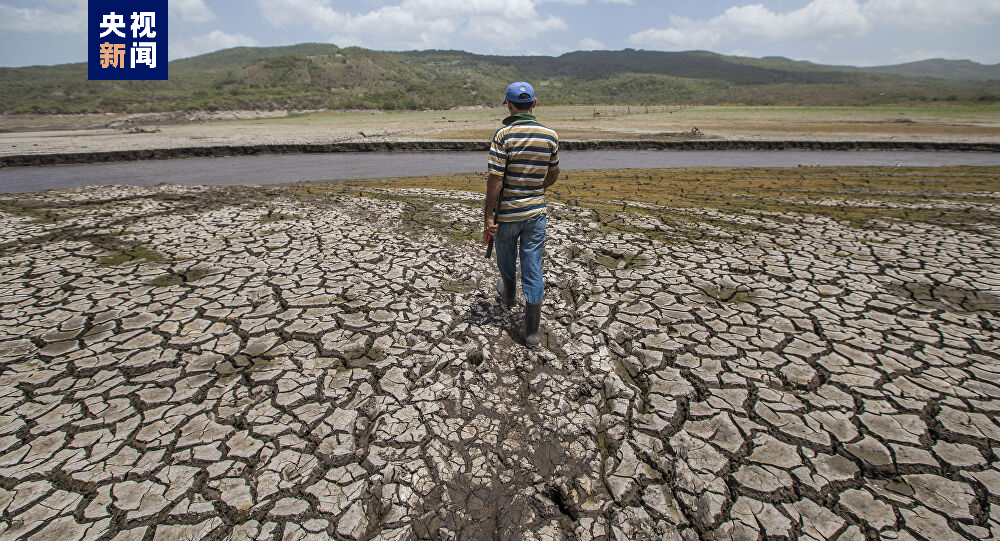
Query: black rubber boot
497 277 516 307
524 302 542 348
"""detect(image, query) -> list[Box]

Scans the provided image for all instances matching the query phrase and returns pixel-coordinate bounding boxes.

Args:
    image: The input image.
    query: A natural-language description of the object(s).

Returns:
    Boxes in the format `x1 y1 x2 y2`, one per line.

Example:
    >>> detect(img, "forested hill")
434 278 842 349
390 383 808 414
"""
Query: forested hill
862 59 1000 81
1 43 998 113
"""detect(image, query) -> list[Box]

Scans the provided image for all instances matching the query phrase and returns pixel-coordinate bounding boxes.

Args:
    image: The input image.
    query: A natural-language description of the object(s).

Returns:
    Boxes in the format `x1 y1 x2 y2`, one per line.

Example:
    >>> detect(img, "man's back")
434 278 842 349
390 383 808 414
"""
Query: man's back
488 117 559 223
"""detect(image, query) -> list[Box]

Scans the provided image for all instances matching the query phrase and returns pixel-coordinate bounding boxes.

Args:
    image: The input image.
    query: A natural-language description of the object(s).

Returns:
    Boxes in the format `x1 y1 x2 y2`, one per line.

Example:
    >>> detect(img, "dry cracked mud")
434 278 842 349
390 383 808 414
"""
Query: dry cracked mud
0 175 998 540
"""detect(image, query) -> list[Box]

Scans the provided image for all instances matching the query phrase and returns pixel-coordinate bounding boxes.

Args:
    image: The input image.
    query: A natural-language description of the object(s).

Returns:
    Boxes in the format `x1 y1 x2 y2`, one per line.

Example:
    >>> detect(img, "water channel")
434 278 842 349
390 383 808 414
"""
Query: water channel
2 149 999 193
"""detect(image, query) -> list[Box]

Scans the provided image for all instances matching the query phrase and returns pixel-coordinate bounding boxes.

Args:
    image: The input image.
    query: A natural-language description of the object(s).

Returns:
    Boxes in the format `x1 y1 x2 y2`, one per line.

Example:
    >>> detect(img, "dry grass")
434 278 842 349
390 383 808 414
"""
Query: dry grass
304 166 1000 198
397 105 1000 142
299 166 1000 230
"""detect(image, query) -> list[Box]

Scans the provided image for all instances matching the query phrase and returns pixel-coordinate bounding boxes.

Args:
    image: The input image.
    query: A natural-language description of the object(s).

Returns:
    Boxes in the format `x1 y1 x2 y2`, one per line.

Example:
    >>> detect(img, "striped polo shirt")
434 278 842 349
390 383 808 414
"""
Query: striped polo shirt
487 113 559 223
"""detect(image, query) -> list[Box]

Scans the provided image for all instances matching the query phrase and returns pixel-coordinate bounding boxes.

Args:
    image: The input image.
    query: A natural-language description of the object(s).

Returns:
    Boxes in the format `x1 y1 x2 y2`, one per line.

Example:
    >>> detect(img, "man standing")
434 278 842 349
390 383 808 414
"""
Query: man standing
483 81 560 348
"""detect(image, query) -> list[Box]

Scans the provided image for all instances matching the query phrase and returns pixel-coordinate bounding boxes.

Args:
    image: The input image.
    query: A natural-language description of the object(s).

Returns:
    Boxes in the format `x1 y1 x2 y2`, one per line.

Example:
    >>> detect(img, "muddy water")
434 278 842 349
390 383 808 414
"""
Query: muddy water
2 149 999 193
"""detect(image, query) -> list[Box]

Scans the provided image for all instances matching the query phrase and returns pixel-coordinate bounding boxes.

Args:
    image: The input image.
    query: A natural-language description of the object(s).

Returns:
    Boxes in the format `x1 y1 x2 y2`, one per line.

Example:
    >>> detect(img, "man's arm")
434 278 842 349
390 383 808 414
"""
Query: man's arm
483 172 504 241
543 165 560 189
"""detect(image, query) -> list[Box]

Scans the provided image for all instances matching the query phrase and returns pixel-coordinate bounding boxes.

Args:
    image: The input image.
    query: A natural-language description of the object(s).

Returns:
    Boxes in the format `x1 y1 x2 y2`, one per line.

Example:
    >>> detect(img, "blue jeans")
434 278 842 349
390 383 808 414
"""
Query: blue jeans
495 213 546 304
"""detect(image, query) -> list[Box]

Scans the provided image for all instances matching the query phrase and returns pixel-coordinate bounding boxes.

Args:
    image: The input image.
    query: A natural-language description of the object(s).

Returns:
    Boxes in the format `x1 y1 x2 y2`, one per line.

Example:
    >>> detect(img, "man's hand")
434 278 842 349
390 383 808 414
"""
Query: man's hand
484 216 498 243
484 172 504 243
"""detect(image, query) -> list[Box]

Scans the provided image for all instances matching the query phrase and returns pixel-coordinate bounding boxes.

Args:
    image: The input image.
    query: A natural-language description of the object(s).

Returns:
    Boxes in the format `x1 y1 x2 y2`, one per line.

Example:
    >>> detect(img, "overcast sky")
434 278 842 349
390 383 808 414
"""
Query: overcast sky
1 0 998 68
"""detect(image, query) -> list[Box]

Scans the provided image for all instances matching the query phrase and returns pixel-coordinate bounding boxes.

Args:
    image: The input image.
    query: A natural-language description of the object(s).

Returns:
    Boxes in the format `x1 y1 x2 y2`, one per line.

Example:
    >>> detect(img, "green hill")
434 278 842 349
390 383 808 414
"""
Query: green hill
1 44 998 114
862 59 1000 81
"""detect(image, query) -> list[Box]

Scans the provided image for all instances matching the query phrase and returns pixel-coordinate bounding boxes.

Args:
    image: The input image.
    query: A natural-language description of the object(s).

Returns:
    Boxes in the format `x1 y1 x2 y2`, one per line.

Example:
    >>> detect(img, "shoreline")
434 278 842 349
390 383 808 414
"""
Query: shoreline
3 139 999 168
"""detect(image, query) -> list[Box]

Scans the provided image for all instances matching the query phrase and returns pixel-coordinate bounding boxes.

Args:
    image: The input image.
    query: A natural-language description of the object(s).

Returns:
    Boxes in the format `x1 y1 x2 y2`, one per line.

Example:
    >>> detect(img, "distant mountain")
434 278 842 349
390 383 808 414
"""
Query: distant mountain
1 44 998 114
862 59 1000 81
403 49 856 85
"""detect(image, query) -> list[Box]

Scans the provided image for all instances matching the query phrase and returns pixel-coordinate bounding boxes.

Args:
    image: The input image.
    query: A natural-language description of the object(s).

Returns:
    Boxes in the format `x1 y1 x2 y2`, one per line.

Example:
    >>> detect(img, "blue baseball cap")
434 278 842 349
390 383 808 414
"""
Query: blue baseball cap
504 81 535 104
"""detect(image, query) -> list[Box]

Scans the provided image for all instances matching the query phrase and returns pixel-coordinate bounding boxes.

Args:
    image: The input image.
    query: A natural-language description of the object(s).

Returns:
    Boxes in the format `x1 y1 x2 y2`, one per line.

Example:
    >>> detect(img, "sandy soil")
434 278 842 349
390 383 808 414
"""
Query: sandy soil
2 106 999 158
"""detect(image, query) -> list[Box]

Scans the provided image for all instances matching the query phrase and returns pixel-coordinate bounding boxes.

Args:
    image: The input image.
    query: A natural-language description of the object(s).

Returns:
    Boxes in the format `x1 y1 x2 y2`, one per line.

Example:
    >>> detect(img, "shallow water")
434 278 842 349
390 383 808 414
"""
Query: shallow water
2 149 999 193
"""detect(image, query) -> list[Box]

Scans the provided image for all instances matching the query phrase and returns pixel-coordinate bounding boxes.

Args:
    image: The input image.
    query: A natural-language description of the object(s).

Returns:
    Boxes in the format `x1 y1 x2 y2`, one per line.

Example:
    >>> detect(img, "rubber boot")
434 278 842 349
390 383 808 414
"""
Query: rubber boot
524 302 542 348
497 277 516 307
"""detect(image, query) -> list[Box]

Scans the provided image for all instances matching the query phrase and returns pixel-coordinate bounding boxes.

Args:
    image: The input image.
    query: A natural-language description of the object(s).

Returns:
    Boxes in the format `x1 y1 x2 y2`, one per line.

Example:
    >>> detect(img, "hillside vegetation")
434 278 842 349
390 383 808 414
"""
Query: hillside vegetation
1 44 998 114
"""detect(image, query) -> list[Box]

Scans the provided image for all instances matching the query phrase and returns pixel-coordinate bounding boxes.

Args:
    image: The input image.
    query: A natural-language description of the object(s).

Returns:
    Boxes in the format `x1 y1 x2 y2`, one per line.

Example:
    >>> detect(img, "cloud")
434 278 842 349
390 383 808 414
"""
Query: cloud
36 0 85 7
577 38 605 50
628 0 870 50
170 30 258 60
601 0 634 4
628 0 1000 54
258 0 567 52
629 26 719 50
0 1 85 33
170 0 215 23
863 0 1000 30
0 0 215 33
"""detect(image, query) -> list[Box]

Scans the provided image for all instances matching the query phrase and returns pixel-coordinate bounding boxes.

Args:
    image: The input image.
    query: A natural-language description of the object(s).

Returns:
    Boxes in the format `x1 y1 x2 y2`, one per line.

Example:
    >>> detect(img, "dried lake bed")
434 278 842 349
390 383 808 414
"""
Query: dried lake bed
0 166 999 540
3 105 999 160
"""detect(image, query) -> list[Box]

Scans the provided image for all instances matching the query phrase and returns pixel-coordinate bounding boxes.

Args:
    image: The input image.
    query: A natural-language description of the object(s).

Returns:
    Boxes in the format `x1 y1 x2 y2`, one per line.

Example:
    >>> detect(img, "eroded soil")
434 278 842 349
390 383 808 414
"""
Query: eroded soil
0 167 999 540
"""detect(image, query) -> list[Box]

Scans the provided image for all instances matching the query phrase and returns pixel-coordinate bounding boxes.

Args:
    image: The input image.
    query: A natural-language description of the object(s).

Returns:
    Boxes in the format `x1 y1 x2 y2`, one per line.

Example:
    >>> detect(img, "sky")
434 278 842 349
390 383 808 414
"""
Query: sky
1 0 998 68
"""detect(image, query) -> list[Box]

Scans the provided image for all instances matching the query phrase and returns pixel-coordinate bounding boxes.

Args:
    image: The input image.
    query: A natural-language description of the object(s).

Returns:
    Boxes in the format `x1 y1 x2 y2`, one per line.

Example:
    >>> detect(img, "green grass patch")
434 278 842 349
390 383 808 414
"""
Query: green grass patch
0 202 63 224
596 254 619 269
442 279 477 294
593 248 652 270
700 285 755 304
446 230 480 243
99 245 164 266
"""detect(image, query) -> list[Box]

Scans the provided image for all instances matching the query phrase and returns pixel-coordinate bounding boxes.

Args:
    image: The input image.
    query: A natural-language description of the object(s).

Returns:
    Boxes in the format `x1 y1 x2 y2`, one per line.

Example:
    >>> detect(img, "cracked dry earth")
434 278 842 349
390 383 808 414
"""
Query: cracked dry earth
0 178 998 541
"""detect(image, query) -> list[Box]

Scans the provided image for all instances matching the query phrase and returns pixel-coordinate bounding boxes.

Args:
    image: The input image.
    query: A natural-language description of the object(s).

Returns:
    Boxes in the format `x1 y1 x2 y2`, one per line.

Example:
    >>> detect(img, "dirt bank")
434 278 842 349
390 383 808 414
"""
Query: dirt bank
4 105 999 164
2 140 998 168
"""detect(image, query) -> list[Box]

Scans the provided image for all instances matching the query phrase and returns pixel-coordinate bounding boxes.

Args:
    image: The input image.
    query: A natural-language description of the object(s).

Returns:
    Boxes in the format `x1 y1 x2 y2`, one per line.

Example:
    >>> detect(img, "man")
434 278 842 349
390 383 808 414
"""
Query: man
483 81 560 348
